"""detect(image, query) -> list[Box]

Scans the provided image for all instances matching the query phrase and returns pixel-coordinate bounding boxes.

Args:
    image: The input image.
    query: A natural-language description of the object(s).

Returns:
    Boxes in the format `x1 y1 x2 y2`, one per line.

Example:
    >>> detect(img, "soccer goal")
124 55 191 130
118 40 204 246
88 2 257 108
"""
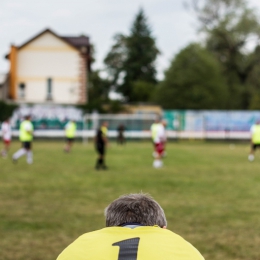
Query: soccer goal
82 113 157 143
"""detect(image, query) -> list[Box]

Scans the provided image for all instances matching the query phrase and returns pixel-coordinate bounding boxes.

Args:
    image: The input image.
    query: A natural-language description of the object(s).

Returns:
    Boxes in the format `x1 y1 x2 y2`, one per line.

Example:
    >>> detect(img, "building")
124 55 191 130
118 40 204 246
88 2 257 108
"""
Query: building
0 73 8 101
5 28 91 105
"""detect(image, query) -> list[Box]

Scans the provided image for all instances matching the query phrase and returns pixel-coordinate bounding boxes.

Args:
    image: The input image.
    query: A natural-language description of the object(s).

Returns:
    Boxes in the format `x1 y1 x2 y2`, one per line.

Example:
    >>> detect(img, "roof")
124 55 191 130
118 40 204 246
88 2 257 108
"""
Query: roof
62 36 90 48
18 28 82 51
5 28 91 59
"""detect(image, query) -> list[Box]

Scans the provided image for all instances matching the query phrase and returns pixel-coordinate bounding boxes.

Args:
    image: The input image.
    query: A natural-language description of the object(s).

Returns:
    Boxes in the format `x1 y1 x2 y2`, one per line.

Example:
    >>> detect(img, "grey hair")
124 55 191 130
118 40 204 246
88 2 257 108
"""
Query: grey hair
104 193 167 227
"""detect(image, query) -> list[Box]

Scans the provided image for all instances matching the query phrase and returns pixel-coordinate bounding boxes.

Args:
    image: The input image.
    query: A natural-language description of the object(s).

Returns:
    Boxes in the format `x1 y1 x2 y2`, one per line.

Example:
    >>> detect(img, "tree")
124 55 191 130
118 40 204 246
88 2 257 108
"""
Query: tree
188 0 260 109
80 70 126 113
247 54 260 109
103 34 127 88
104 8 159 102
80 70 111 113
132 81 156 102
0 101 17 122
155 44 228 109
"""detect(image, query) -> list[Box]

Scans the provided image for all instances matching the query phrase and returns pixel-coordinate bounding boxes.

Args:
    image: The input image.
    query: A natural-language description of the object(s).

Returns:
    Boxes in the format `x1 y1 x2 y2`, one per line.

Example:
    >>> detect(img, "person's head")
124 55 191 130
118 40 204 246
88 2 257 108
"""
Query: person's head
104 193 167 228
102 121 108 127
161 120 167 127
154 115 161 123
25 115 31 121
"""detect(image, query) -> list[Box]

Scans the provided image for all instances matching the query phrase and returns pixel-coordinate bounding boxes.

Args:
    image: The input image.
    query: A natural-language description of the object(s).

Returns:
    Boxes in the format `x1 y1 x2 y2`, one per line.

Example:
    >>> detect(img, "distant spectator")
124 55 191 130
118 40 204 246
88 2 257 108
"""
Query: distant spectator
117 124 125 145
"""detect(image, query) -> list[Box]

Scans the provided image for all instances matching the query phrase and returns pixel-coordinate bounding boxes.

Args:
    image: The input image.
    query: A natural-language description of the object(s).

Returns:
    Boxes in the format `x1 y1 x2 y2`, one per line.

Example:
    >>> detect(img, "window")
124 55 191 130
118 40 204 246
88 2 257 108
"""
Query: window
18 83 25 99
46 78 52 100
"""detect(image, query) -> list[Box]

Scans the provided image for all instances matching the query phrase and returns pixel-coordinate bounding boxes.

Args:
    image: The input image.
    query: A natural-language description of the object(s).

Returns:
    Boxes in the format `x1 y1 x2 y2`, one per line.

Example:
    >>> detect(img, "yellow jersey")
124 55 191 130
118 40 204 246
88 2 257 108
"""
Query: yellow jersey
57 226 204 260
65 121 77 138
251 124 260 144
19 120 34 142
101 126 108 137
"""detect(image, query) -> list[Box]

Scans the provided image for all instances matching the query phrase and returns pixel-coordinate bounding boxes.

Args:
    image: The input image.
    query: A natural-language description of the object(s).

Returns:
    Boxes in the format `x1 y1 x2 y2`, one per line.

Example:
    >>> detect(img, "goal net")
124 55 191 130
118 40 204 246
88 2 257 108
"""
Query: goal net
82 113 157 143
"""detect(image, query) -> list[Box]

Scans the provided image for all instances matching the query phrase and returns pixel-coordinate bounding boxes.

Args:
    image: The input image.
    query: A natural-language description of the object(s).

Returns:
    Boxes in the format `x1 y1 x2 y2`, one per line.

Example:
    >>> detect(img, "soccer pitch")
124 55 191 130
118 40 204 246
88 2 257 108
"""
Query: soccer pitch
1 141 260 260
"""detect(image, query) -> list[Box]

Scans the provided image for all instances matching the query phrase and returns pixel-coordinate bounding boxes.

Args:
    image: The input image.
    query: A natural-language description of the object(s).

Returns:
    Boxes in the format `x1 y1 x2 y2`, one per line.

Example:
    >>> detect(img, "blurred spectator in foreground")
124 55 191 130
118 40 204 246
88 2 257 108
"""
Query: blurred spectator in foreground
56 193 205 260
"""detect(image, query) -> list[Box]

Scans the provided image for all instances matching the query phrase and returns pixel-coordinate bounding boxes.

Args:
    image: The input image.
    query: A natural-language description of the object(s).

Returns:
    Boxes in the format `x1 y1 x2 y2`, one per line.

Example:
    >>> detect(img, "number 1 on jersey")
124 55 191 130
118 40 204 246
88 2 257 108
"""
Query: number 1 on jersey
113 237 140 260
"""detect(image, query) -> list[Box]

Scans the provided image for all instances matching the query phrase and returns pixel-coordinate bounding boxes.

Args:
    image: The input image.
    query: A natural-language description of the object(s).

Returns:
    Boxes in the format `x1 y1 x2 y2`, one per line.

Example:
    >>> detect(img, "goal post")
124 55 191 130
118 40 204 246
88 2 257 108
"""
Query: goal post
82 113 157 143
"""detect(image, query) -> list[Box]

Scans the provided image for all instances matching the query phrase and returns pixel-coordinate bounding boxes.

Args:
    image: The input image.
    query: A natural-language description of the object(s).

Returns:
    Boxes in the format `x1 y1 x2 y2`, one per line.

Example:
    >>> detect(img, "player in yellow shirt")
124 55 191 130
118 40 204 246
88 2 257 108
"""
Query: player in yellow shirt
56 193 205 260
64 120 77 153
12 115 34 164
248 120 260 161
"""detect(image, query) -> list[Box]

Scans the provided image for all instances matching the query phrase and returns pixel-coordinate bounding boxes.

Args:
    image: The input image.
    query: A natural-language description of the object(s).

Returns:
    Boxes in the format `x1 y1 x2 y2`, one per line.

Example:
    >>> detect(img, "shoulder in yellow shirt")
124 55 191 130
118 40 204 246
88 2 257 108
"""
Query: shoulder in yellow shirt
57 226 204 260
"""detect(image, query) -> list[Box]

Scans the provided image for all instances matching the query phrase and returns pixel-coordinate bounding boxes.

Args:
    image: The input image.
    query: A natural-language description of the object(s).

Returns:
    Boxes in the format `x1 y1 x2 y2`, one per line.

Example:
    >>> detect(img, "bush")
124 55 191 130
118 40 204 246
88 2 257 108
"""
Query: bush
0 101 17 122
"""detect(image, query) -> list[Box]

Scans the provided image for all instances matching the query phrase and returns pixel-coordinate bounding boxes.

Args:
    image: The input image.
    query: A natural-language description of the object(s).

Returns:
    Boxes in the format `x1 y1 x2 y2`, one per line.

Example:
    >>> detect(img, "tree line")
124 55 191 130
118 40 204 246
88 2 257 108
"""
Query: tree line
2 0 260 116
87 0 260 112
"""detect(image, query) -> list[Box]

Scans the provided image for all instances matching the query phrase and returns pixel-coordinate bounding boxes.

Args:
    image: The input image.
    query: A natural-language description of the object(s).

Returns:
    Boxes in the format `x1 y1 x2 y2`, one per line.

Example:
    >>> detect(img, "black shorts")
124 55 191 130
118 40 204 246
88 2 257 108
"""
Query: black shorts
22 142 32 149
66 138 74 142
252 143 260 150
96 143 105 155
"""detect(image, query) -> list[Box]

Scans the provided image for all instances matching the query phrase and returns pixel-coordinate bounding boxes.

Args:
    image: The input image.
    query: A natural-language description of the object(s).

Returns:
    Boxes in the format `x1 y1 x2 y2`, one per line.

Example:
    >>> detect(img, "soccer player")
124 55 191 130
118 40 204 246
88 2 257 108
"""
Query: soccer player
161 119 167 157
64 120 77 153
151 117 161 157
248 120 260 161
12 115 34 164
151 118 166 168
56 193 205 260
95 121 108 170
1 118 12 158
117 124 125 145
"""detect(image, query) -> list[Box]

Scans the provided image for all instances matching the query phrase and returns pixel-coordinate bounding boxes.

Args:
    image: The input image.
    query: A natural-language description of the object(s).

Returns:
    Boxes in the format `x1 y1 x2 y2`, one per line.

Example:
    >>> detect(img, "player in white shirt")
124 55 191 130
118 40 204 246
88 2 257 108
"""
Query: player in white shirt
151 119 167 168
161 120 167 157
1 118 12 157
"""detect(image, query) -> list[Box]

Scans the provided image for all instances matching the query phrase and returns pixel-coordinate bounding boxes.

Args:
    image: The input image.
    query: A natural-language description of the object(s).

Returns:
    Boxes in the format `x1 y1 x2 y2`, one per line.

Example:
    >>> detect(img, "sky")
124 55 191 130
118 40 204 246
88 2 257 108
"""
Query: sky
1 0 260 79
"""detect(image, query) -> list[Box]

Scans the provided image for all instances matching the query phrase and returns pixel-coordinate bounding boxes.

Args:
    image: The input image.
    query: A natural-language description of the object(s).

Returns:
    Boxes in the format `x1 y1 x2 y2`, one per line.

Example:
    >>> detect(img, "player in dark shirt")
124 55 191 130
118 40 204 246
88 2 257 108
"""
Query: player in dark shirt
117 124 125 145
95 121 108 170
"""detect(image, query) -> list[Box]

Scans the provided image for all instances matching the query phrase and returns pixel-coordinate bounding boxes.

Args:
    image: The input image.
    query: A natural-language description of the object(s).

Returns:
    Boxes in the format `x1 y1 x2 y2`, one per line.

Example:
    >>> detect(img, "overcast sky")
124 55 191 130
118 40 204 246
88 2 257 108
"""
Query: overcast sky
1 0 260 79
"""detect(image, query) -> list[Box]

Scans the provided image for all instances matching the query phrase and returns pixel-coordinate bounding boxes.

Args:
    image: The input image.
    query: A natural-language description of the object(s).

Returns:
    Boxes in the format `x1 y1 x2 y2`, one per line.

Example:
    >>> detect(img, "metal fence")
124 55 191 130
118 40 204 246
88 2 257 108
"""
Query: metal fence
7 106 260 140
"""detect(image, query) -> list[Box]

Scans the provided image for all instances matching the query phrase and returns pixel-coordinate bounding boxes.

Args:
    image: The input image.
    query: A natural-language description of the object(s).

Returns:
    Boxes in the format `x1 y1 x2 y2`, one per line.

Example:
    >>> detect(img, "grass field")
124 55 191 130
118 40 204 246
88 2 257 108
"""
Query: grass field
1 140 260 260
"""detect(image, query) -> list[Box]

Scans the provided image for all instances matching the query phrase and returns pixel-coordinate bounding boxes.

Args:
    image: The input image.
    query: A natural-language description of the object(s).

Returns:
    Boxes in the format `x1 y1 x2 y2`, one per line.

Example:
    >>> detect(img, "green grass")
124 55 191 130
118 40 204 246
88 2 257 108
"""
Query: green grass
1 141 260 260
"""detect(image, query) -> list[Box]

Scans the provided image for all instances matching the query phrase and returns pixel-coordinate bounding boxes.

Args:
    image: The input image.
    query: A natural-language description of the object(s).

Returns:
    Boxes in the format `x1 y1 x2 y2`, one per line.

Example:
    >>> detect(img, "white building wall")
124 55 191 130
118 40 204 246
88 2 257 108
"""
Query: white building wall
0 73 8 101
16 32 82 104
